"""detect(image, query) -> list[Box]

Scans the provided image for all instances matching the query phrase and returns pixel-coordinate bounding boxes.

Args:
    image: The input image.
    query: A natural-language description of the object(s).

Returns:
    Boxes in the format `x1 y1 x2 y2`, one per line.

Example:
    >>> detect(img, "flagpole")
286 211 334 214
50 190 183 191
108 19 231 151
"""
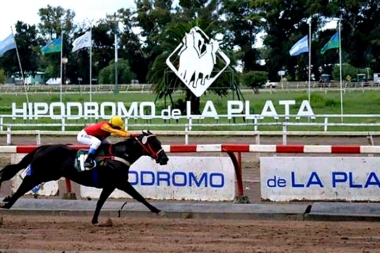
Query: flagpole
338 19 343 122
308 21 311 104
89 28 92 104
60 30 63 103
10 26 29 104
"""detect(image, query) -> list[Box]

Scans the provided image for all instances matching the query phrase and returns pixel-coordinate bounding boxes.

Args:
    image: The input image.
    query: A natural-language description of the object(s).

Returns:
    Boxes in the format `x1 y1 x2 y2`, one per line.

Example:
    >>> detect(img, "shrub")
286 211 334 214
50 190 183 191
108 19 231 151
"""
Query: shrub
240 71 268 90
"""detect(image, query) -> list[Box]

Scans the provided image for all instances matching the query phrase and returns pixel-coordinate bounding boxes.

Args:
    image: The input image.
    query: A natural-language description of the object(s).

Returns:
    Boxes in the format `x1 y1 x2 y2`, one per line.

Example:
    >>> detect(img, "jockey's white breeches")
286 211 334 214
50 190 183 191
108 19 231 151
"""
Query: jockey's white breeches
77 129 102 151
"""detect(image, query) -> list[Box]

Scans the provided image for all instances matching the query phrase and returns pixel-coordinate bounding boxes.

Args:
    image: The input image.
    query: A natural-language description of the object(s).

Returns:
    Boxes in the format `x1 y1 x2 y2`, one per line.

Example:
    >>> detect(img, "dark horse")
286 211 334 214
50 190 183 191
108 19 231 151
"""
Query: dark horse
0 131 169 224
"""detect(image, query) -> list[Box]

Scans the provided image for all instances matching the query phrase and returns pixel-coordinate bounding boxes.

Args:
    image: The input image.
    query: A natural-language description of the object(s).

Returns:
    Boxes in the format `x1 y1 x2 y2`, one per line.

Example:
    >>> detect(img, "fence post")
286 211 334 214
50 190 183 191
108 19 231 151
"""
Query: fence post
324 117 328 132
255 132 260 144
0 116 3 132
125 117 129 130
36 130 41 145
367 134 375 158
6 126 11 145
61 117 65 131
282 121 287 145
185 118 193 144
185 125 189 145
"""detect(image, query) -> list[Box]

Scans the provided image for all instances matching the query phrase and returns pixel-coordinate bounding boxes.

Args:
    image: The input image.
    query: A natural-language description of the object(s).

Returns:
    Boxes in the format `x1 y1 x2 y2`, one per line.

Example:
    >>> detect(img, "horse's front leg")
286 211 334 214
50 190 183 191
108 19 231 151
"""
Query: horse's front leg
92 186 115 225
116 181 162 215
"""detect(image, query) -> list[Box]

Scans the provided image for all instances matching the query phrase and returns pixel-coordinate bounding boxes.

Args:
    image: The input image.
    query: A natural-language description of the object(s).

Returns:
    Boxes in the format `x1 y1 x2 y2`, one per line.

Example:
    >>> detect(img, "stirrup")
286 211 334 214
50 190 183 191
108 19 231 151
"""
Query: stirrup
84 161 95 170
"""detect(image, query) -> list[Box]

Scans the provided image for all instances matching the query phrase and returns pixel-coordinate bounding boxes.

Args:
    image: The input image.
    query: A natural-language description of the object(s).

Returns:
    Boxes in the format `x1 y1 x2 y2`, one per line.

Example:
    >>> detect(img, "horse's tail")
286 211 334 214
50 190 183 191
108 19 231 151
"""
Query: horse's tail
0 147 41 187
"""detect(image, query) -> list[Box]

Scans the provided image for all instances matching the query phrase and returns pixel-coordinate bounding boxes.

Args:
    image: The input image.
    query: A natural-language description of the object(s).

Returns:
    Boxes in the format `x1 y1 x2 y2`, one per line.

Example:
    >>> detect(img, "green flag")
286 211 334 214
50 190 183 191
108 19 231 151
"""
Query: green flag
41 37 62 55
320 33 339 54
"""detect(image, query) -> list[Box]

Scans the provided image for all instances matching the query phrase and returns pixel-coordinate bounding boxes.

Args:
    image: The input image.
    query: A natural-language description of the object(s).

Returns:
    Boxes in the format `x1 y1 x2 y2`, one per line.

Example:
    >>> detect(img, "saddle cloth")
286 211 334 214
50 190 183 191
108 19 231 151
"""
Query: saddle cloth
75 149 104 172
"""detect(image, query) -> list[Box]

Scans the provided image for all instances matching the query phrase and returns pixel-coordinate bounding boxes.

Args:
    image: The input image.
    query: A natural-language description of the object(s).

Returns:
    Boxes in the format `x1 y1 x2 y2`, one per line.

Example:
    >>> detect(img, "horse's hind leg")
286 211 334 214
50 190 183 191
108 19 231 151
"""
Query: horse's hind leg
0 175 43 209
116 181 161 215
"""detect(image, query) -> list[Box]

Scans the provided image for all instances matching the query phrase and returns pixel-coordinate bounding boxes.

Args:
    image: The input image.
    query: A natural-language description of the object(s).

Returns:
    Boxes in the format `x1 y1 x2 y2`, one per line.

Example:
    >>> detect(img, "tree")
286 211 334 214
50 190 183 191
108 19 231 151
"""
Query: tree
135 0 174 71
38 5 75 39
98 59 136 84
37 5 75 80
240 70 268 90
0 21 43 79
118 8 149 83
0 69 6 84
91 21 116 81
252 0 314 81
221 0 262 71
333 0 380 72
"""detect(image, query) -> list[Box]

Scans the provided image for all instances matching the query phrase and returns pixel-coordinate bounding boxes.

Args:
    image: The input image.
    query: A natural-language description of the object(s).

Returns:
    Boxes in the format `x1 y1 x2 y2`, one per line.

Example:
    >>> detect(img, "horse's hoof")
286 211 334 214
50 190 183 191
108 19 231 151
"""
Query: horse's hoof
95 218 113 227
157 210 166 217
2 196 10 202
0 203 8 209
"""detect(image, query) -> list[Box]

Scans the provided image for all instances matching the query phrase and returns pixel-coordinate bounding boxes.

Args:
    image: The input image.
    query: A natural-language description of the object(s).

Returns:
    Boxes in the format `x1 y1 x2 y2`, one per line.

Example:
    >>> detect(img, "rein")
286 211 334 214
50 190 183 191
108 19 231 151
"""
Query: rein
134 135 163 159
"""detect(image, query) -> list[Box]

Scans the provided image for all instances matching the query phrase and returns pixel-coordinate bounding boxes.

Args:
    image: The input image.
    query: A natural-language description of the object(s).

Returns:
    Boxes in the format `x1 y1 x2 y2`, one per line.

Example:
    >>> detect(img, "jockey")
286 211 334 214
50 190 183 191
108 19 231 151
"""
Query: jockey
77 116 130 169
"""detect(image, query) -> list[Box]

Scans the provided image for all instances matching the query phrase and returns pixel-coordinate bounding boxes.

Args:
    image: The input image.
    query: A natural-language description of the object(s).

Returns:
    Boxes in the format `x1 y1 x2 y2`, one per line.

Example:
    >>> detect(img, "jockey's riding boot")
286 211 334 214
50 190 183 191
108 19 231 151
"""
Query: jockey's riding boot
84 153 96 170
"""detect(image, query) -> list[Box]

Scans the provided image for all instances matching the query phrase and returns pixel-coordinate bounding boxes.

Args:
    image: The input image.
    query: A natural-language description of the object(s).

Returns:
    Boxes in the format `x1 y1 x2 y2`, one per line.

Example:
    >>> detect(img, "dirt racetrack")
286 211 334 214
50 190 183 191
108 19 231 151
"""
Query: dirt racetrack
0 215 380 253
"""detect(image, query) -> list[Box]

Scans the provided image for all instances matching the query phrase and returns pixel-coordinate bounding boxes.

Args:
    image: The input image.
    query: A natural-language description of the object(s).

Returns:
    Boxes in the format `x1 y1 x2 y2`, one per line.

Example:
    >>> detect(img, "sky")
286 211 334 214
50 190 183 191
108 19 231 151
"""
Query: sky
0 0 135 39
0 0 338 48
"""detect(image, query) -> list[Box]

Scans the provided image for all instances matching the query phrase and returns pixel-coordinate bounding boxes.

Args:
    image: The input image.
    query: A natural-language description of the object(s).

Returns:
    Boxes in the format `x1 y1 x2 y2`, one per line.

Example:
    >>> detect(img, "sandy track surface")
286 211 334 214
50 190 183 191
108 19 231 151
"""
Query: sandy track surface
0 215 379 253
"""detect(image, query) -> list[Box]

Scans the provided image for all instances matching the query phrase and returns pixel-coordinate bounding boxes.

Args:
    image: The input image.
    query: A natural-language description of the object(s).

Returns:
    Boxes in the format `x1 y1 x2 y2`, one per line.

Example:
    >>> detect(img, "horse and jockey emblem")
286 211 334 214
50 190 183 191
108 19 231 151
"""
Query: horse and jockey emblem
166 26 230 97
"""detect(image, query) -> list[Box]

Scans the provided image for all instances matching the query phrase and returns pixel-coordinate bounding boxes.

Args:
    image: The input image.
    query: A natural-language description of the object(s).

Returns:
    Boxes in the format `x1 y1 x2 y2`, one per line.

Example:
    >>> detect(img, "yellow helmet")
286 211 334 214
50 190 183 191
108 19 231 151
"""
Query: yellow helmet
109 116 124 129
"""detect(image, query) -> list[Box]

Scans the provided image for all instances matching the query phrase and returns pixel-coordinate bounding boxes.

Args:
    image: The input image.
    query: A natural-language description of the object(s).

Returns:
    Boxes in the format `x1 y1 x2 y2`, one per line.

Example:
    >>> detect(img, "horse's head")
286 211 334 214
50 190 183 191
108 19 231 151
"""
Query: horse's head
133 130 169 165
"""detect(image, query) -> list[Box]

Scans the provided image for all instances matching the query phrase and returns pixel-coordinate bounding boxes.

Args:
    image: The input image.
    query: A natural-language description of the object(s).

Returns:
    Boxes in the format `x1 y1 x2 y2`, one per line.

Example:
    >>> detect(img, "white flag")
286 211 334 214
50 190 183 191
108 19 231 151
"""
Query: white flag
72 31 92 52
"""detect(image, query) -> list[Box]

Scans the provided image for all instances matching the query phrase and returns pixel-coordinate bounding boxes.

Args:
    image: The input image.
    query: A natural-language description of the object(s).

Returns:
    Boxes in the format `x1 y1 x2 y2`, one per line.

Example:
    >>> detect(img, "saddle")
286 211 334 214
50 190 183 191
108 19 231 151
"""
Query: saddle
74 149 130 172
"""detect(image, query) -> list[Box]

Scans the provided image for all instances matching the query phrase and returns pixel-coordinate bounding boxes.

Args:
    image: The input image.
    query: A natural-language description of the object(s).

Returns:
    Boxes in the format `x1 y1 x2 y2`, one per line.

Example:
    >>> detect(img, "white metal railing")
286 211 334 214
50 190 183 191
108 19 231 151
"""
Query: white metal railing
0 84 153 94
1 114 380 131
2 83 380 95
1 114 380 145
1 129 379 146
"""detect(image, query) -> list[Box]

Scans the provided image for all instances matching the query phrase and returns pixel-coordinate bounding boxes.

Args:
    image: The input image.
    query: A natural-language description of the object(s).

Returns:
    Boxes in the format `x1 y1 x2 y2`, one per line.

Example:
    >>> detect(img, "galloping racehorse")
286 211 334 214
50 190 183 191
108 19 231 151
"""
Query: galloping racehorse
0 131 169 224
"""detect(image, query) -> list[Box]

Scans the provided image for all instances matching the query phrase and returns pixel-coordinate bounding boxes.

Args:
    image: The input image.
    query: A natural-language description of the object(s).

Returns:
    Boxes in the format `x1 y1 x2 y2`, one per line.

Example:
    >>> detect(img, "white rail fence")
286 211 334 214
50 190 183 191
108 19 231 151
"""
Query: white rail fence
1 113 380 145
0 130 379 146
1 82 380 95
1 113 380 131
0 84 153 94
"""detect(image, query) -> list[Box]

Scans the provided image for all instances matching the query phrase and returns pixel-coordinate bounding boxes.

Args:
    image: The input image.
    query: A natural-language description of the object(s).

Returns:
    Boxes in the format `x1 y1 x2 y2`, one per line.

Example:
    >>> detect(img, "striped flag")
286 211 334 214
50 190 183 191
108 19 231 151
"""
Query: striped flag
289 35 308 56
0 34 16 56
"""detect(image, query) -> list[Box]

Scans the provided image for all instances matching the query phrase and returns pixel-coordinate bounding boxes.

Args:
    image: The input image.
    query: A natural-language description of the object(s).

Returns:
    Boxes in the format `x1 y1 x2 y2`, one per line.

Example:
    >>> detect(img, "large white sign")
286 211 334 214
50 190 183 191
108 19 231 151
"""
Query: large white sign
261 157 380 201
166 26 230 97
81 156 236 201
12 100 315 120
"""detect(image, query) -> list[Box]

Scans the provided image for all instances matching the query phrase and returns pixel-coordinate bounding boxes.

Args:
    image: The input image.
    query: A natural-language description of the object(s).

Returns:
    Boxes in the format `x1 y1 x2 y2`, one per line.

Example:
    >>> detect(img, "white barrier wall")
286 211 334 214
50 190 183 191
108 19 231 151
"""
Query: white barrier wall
81 156 235 201
11 154 59 196
261 157 380 201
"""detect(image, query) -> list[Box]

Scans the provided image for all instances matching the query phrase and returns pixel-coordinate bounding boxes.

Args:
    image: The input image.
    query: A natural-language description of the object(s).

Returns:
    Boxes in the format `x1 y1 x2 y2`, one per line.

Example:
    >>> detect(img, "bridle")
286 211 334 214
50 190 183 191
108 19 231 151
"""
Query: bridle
134 134 164 159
